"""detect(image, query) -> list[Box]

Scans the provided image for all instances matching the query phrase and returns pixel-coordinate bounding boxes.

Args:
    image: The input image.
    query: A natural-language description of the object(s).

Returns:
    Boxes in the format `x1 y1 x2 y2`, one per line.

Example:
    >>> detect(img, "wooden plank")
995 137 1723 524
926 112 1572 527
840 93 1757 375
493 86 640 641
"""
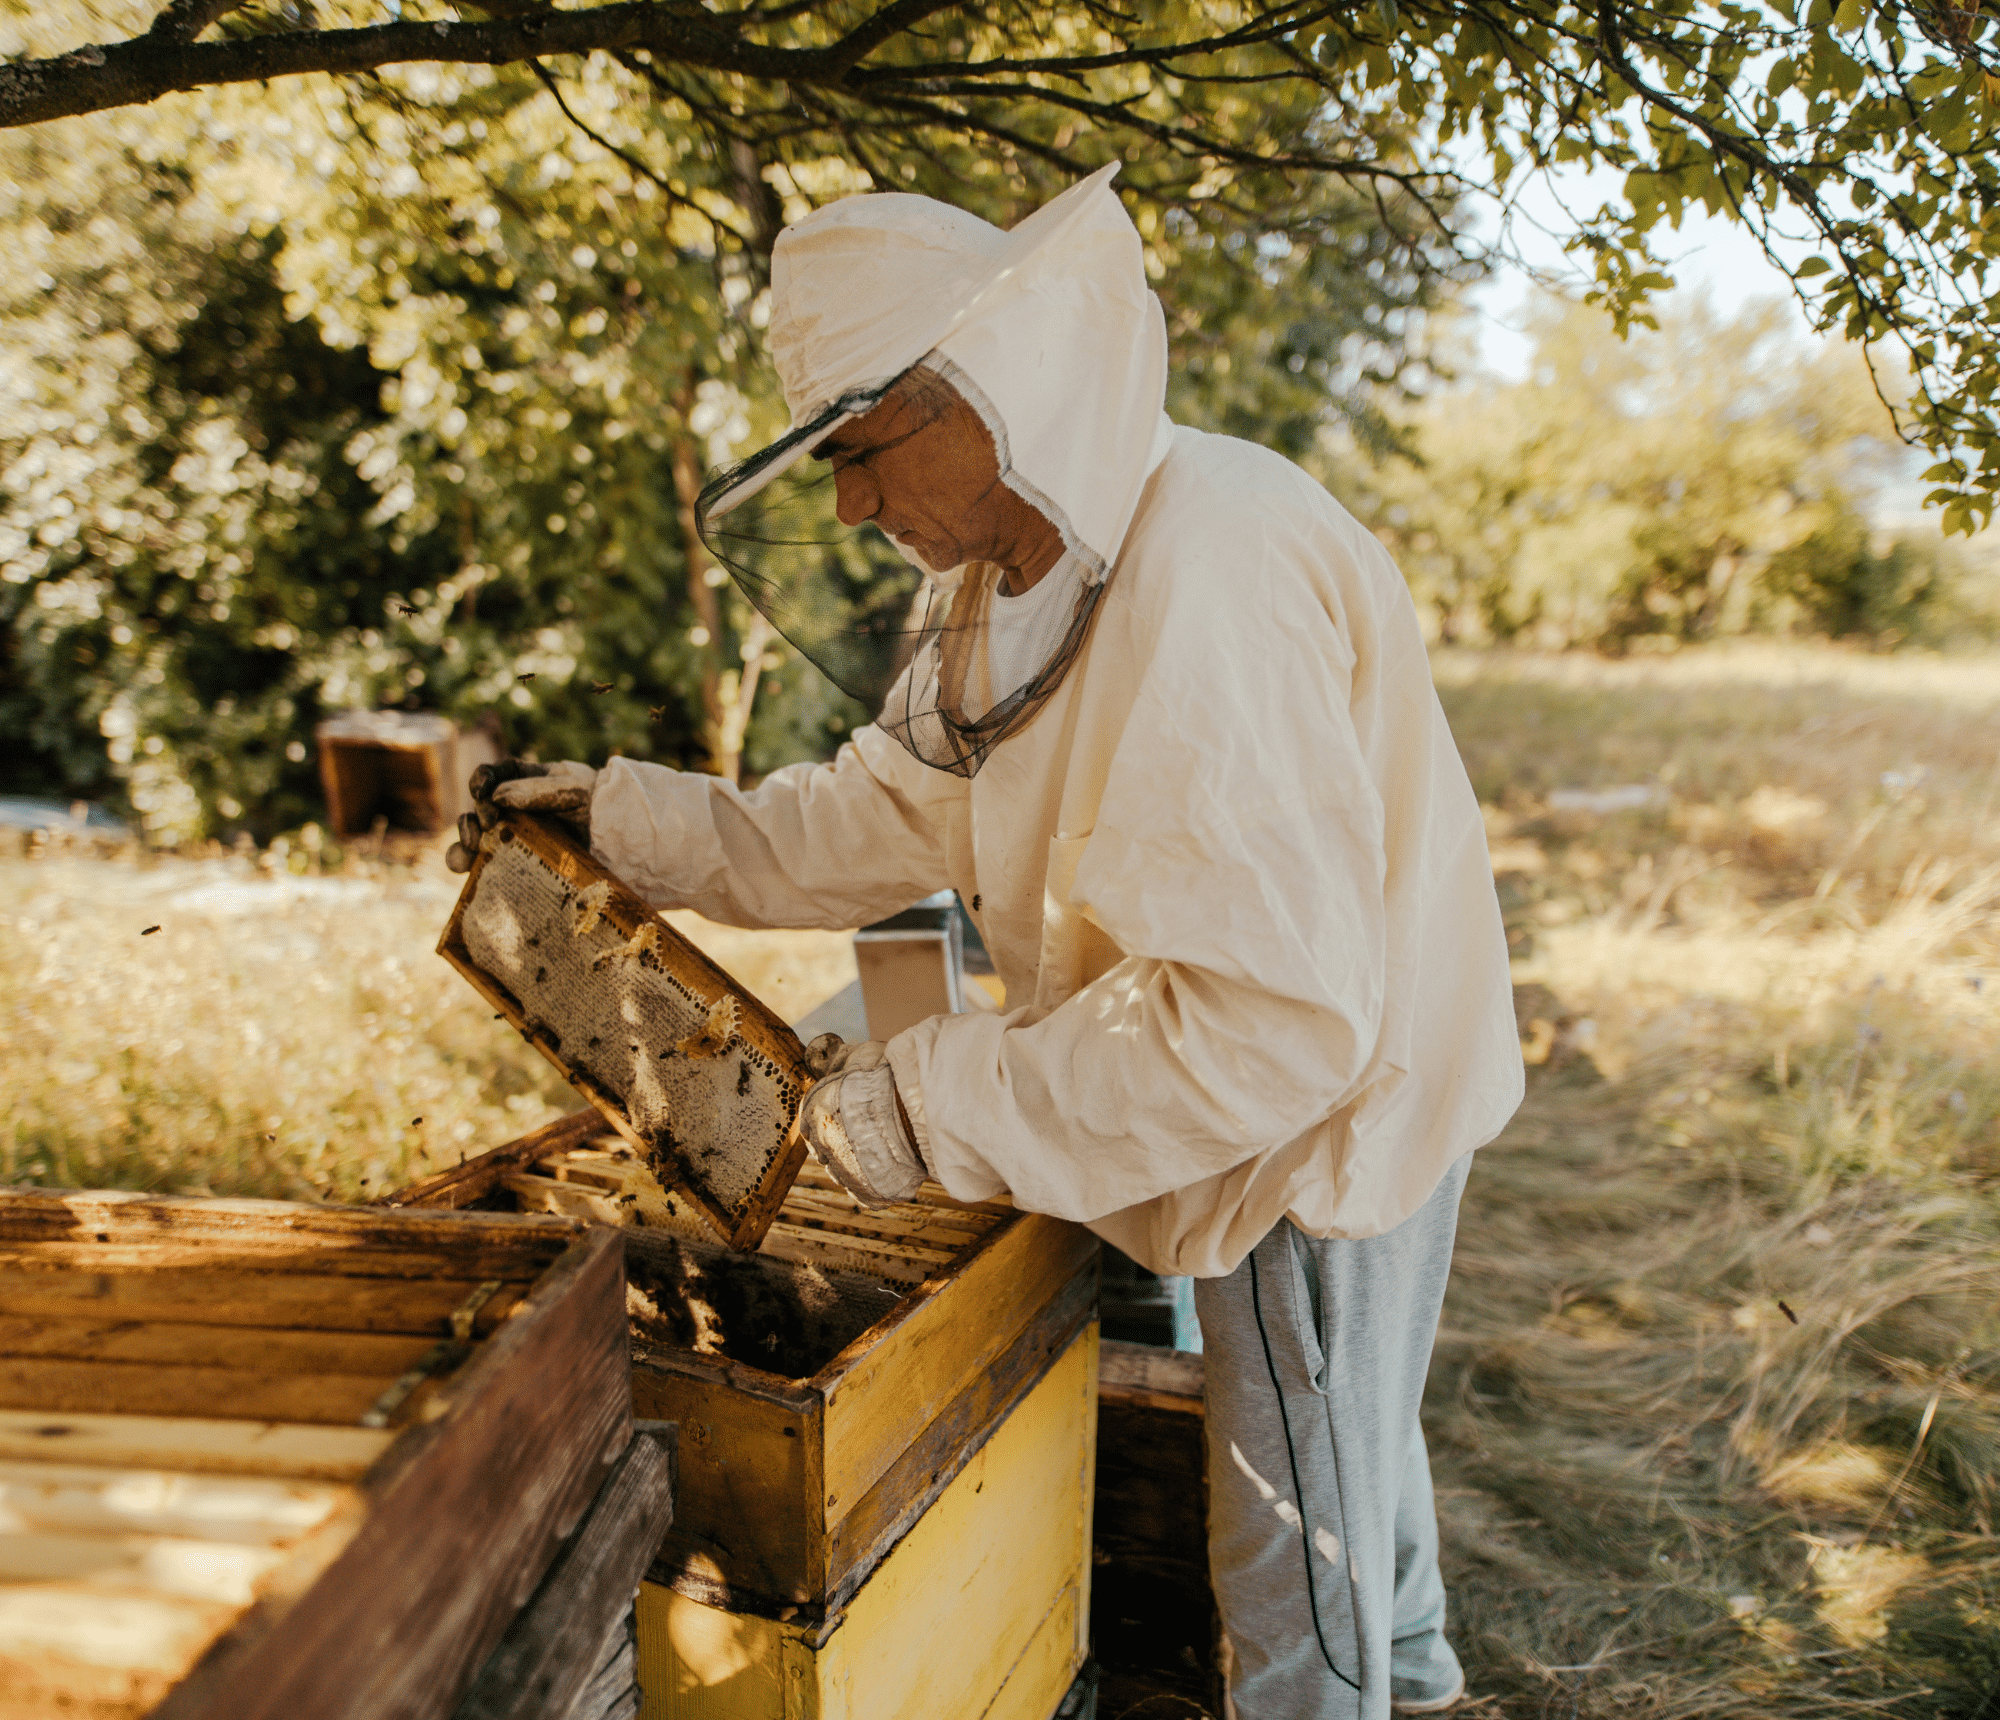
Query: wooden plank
821 1259 1095 1616
816 1213 1097 1519
436 813 813 1251
0 1189 578 1255
381 1111 613 1212
566 1617 641 1720
633 1584 788 1720
633 1352 821 1613
1098 1340 1205 1407
0 1587 242 1708
754 1222 954 1288
0 1274 527 1336
0 1494 364 1718
452 1426 677 1720
980 1583 1085 1720
0 1529 295 1602
0 1317 435 1377
0 1412 392 1480
812 1328 1094 1720
774 1184 995 1244
0 1361 391 1426
0 1242 558 1280
150 1227 633 1720
0 1462 348 1541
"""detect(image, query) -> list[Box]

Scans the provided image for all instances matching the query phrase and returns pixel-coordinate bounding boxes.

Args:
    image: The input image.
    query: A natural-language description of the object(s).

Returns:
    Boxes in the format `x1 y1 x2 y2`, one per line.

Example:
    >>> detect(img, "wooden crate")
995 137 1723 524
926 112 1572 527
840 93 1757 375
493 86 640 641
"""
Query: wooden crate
438 813 812 1251
453 1423 677 1720
0 1188 632 1720
1091 1343 1222 1719
315 711 498 839
391 1112 1099 1647
633 1323 1097 1720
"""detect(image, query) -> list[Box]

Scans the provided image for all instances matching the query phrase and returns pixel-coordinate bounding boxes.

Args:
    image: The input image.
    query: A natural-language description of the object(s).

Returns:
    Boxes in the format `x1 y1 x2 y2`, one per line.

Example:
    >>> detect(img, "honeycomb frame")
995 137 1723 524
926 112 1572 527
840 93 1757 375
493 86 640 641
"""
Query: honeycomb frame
437 811 813 1251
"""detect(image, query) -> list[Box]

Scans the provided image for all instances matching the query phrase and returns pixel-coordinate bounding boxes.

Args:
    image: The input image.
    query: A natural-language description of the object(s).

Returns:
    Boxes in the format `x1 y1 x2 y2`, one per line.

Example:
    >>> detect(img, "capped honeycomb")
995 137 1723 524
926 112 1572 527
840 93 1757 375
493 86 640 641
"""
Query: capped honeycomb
440 815 811 1249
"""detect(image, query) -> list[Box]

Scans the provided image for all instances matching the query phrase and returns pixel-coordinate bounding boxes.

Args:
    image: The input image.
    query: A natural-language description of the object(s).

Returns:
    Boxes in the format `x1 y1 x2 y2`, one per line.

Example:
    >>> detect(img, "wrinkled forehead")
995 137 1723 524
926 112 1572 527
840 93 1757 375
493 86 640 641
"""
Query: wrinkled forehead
815 366 967 460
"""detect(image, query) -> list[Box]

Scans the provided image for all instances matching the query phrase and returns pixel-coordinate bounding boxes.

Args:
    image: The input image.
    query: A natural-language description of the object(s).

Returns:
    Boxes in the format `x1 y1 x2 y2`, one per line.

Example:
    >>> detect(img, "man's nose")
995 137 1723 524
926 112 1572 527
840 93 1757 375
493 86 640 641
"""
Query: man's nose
833 463 881 528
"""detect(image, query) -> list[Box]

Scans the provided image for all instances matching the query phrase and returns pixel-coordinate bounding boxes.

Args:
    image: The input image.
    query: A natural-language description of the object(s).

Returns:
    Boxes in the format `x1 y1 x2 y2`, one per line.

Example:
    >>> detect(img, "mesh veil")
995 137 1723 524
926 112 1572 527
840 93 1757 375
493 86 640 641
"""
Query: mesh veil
696 354 1110 778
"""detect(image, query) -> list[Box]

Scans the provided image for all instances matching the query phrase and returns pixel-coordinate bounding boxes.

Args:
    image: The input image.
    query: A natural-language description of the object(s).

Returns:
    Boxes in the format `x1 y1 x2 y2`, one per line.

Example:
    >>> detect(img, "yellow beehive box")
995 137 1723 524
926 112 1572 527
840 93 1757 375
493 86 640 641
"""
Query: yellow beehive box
636 1323 1097 1720
393 1115 1100 1717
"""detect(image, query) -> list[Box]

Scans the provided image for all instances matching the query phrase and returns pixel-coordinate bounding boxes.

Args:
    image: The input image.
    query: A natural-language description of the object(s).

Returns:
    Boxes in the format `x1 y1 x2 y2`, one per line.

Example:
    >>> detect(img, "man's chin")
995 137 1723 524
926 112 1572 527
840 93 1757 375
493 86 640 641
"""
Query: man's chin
889 535 952 577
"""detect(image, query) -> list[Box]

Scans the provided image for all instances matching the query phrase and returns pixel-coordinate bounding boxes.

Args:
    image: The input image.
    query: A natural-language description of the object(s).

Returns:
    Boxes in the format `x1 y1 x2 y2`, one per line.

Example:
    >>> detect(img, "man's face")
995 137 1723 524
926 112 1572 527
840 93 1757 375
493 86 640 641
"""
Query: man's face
816 374 1014 575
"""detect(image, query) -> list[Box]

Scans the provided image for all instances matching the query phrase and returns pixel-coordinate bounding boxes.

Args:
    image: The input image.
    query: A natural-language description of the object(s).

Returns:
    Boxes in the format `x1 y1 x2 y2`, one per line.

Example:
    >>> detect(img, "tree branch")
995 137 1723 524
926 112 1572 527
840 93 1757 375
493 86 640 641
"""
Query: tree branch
3 4 849 130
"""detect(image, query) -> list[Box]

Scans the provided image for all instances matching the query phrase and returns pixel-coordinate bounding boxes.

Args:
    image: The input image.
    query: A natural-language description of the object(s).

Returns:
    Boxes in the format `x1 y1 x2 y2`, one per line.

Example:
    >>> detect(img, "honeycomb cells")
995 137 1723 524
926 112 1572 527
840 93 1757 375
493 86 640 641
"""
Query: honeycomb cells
459 837 802 1220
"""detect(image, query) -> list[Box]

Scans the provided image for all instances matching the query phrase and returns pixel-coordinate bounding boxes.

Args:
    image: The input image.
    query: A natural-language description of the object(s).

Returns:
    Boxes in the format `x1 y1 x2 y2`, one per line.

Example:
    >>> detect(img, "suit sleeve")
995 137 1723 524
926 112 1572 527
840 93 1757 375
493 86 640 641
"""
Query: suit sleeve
588 722 965 931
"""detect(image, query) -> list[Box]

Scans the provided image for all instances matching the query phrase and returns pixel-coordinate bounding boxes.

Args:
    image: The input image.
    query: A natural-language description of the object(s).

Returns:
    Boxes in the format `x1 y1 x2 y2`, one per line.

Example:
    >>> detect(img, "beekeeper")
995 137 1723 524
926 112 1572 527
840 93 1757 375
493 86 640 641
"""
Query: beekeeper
459 165 1523 1718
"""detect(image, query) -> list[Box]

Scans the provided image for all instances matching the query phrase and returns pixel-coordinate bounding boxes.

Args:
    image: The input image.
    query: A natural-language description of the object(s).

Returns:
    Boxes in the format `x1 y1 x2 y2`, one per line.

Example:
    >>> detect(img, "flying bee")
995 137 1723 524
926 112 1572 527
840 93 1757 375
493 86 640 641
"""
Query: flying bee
516 671 537 684
140 924 161 936
590 680 613 695
391 600 419 617
648 704 667 721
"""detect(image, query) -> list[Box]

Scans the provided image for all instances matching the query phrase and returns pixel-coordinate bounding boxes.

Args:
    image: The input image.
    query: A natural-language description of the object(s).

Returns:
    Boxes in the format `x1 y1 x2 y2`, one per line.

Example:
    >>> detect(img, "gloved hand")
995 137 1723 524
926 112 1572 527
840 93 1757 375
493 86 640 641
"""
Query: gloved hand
798 1037 928 1208
445 759 598 873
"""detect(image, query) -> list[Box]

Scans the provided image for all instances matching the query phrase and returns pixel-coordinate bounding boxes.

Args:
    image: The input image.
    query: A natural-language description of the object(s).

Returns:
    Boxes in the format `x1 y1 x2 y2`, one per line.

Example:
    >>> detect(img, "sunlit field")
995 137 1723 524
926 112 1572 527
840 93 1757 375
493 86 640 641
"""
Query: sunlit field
3 639 1996 1717
1430 643 2000 1719
0 845 856 1199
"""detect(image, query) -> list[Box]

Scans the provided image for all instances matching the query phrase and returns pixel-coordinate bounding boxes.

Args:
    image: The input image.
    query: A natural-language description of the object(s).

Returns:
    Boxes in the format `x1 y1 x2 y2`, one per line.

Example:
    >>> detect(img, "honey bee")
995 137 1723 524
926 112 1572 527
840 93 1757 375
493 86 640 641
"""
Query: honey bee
593 921 660 971
572 880 612 936
678 993 740 1059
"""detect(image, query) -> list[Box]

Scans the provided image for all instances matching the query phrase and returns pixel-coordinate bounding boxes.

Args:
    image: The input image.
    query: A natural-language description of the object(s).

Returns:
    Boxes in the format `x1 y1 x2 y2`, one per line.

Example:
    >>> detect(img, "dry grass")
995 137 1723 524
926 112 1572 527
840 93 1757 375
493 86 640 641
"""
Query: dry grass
1431 642 2000 1719
0 838 855 1201
3 640 1995 1716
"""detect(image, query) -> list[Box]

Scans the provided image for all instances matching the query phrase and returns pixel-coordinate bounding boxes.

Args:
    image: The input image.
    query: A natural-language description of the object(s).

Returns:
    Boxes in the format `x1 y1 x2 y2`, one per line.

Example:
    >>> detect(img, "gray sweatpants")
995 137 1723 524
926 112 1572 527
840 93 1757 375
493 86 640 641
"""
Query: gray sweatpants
1194 1155 1470 1719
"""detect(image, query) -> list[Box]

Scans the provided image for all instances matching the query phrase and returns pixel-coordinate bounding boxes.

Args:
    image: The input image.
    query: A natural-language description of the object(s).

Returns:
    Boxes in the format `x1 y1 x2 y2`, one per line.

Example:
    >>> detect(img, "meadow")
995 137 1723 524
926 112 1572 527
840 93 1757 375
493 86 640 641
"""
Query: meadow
3 640 1995 1718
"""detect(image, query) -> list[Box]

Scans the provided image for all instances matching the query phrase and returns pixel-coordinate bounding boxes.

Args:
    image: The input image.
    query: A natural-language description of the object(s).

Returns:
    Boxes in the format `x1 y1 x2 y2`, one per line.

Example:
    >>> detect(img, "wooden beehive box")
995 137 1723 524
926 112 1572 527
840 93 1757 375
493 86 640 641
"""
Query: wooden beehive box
315 711 498 839
438 813 811 1250
0 1188 631 1720
391 1113 1100 1720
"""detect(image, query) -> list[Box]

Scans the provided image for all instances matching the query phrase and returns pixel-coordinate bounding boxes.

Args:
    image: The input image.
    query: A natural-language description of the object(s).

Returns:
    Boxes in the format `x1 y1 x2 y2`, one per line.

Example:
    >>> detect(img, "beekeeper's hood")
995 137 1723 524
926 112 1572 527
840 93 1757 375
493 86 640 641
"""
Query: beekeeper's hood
696 164 1170 776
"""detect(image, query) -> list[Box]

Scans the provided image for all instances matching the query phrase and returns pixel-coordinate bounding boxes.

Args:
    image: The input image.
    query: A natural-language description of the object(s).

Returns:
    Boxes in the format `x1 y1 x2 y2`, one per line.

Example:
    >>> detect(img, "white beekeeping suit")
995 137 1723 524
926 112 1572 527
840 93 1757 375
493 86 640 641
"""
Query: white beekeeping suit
587 166 1523 1280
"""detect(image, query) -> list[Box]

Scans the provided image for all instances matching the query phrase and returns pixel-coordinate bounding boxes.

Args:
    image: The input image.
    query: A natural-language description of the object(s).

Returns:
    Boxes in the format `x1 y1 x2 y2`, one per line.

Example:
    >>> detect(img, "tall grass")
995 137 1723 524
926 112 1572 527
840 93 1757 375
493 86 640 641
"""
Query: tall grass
1431 643 2000 1718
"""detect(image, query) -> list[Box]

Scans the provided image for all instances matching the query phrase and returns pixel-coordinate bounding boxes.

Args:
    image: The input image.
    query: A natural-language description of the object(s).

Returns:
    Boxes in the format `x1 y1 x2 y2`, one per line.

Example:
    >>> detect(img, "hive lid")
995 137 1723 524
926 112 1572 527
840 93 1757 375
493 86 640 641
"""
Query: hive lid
437 812 813 1250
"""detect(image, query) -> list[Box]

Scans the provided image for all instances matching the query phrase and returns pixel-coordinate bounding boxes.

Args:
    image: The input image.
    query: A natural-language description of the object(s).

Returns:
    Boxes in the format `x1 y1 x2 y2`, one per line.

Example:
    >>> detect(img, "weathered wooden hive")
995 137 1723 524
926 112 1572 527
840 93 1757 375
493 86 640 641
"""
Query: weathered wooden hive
0 1189 638 1720
417 814 1101 1720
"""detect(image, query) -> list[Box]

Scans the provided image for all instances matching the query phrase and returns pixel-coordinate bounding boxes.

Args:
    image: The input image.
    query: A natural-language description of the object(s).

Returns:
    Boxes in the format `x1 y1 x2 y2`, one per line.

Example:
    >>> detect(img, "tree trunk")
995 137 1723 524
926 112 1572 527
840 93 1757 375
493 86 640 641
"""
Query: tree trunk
669 381 764 784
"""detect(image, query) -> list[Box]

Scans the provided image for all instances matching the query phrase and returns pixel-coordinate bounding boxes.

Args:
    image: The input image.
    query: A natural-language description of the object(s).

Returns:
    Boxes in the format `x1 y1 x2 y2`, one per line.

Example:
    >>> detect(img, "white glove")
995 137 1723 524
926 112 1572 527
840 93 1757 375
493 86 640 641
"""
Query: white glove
447 759 598 872
799 1039 929 1208
494 759 598 826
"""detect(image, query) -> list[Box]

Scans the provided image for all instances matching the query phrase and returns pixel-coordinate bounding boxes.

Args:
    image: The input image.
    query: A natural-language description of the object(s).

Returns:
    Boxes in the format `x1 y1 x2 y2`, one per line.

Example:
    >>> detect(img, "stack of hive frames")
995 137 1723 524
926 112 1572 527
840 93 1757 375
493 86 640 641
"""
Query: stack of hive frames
391 1114 1101 1720
437 813 812 1250
0 1188 630 1720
